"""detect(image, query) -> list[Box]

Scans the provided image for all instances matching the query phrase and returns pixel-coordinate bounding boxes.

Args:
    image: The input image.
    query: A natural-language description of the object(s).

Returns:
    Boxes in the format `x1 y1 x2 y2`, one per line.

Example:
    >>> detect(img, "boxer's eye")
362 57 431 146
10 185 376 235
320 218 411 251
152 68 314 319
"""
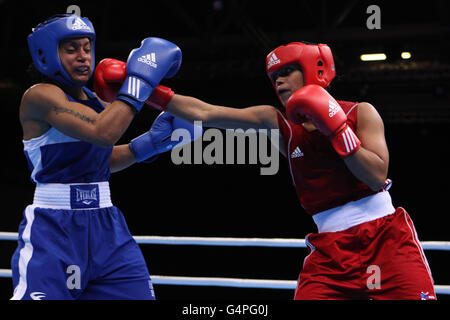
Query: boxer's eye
280 66 295 76
271 66 296 81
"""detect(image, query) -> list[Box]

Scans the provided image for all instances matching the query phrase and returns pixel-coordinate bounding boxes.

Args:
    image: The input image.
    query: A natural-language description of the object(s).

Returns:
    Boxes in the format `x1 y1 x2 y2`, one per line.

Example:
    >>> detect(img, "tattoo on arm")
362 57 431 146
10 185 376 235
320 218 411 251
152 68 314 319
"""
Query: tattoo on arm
53 106 97 124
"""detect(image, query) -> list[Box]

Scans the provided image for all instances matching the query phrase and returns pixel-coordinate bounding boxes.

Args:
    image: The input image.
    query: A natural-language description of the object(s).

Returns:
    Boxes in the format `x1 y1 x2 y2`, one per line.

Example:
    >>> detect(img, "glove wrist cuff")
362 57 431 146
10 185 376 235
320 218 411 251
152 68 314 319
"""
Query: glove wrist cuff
146 85 174 111
129 133 156 162
117 76 154 112
331 125 361 157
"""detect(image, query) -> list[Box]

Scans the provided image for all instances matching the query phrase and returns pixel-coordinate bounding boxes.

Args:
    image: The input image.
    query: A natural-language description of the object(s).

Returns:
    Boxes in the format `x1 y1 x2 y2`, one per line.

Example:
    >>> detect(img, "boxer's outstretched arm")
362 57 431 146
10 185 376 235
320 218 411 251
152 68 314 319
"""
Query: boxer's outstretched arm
166 94 279 131
164 94 286 157
93 58 280 131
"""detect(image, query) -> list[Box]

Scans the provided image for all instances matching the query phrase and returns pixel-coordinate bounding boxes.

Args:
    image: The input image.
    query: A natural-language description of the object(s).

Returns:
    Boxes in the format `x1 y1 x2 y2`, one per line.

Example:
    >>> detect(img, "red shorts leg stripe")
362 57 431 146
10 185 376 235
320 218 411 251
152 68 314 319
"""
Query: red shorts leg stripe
402 209 435 286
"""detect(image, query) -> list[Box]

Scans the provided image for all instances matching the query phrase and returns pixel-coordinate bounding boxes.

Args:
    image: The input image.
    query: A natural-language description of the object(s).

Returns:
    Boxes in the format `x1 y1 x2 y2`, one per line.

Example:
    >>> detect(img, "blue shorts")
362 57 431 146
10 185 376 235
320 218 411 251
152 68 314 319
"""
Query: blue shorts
11 185 155 300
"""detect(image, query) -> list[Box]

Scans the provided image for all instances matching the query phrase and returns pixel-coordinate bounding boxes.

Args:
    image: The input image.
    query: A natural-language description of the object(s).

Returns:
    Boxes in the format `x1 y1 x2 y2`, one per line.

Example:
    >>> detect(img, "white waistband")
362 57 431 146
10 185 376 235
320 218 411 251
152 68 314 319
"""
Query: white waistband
33 182 113 210
312 191 395 233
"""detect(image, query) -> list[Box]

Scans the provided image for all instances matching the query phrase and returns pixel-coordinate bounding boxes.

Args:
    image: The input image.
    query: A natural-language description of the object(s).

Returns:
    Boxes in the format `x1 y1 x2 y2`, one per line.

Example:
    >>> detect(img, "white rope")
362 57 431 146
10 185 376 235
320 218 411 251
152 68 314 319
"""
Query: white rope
152 275 297 289
419 241 450 251
0 269 10 277
133 235 307 247
0 268 449 295
0 232 16 241
1 232 450 250
2 232 450 295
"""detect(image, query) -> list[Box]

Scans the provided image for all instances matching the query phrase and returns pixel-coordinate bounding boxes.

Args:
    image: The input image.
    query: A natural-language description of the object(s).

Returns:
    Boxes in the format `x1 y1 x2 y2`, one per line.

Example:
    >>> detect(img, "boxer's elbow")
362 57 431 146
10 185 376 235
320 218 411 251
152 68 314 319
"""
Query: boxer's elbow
365 164 389 191
92 135 116 148
345 150 388 192
367 176 387 191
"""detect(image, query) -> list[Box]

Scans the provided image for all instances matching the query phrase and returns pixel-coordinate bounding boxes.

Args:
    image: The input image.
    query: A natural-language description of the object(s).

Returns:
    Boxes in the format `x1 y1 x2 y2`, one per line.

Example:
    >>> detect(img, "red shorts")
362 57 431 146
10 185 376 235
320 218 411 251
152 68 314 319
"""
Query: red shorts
295 207 436 300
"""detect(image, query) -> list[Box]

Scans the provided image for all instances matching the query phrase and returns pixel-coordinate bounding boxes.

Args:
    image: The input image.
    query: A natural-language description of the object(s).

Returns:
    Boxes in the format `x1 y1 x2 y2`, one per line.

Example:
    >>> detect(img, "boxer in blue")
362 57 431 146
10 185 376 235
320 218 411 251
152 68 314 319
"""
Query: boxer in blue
10 14 190 300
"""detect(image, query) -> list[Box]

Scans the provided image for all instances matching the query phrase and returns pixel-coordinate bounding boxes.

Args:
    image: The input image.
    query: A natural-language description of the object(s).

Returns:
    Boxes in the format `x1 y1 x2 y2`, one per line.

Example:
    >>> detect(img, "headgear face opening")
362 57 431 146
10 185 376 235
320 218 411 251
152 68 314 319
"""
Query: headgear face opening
27 14 96 87
266 42 335 101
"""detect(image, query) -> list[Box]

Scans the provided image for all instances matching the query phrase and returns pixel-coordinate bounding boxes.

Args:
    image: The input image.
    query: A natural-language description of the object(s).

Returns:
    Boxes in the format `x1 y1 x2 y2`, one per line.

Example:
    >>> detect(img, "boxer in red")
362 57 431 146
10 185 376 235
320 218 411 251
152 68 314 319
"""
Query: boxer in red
94 42 436 300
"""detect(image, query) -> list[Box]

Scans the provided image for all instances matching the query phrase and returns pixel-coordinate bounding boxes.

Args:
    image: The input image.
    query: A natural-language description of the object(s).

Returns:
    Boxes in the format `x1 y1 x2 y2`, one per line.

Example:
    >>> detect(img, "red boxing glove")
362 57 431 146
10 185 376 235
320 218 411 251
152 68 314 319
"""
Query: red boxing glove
93 58 174 111
93 58 125 103
145 85 174 111
286 85 361 157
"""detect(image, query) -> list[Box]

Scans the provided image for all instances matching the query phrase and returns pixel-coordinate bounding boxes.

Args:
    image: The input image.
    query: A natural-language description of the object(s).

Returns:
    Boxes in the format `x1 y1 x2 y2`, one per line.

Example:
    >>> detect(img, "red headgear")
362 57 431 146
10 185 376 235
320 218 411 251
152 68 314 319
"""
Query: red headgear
266 42 336 100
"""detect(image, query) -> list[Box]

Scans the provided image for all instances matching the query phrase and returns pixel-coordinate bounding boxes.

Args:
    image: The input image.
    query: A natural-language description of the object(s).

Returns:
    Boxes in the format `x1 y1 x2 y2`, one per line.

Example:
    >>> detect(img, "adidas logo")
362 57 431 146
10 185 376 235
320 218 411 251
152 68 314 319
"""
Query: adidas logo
328 100 340 118
138 53 157 68
267 53 280 69
71 17 91 31
291 146 304 159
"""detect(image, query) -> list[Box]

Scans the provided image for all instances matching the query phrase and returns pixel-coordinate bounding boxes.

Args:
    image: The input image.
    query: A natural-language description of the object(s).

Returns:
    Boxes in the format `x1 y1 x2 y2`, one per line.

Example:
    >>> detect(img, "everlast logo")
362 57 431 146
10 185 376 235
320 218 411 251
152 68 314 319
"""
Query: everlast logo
70 184 100 209
75 188 98 205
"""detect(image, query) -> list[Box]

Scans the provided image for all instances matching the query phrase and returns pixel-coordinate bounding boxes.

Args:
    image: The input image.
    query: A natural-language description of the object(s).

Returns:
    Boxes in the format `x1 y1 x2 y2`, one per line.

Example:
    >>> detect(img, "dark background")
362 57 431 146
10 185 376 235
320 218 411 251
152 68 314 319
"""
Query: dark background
0 0 449 302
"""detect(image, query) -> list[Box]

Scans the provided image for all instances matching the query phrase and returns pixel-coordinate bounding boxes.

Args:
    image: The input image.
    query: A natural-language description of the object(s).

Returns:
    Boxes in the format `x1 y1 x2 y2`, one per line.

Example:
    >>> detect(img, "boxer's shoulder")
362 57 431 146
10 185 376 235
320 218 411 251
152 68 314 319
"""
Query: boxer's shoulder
21 83 66 111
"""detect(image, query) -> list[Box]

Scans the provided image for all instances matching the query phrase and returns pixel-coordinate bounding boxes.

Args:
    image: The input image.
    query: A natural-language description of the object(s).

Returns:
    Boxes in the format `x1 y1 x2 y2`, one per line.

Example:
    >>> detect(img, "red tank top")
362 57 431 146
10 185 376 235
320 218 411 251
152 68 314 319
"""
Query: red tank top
276 100 376 216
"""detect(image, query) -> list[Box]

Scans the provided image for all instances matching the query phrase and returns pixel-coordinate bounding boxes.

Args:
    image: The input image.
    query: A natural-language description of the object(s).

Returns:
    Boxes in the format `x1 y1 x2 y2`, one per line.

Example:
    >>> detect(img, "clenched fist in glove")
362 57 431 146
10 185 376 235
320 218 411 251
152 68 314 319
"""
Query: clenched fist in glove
286 85 361 157
100 37 181 112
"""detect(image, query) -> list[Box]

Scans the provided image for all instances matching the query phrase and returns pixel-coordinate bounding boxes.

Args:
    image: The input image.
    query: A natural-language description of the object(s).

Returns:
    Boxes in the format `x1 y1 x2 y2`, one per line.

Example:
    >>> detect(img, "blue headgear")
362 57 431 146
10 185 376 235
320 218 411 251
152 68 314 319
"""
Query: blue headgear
27 14 96 87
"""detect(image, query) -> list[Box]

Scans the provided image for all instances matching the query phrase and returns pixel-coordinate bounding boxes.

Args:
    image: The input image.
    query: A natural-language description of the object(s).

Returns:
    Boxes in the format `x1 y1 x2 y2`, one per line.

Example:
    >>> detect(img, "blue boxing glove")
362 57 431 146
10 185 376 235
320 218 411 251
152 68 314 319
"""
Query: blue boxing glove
129 112 176 163
171 117 203 148
129 112 203 163
117 37 182 112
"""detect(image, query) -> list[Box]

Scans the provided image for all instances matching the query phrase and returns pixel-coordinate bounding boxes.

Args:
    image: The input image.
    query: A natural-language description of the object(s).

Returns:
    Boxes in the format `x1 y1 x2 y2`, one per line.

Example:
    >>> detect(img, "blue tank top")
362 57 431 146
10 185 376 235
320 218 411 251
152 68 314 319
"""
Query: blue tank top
23 87 113 184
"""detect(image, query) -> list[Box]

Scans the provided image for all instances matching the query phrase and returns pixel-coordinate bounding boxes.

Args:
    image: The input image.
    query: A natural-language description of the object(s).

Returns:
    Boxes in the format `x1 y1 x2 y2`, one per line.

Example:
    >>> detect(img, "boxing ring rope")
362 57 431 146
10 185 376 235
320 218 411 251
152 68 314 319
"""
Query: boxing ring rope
2 232 450 249
1 232 450 295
